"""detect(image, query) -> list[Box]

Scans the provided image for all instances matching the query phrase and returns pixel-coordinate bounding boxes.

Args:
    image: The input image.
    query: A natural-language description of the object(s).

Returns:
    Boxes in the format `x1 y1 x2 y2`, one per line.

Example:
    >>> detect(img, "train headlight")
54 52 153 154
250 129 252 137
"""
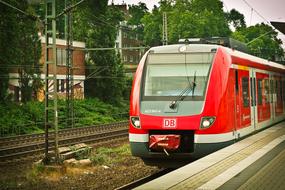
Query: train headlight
130 116 141 129
200 117 215 129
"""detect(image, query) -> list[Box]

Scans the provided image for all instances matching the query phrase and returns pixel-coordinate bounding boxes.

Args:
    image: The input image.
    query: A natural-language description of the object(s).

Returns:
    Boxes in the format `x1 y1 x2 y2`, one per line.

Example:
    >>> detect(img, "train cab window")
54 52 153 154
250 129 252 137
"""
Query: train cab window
257 79 262 105
143 52 215 99
242 77 250 107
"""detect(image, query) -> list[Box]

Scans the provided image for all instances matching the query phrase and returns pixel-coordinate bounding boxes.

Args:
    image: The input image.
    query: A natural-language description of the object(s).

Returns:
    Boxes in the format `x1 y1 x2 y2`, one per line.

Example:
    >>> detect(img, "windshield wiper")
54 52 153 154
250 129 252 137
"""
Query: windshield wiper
192 72 197 96
169 71 197 109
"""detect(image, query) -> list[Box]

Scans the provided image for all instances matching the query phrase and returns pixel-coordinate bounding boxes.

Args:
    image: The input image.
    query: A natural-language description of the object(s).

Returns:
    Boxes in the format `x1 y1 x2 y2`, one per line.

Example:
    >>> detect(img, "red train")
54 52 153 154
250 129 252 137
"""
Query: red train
129 38 285 166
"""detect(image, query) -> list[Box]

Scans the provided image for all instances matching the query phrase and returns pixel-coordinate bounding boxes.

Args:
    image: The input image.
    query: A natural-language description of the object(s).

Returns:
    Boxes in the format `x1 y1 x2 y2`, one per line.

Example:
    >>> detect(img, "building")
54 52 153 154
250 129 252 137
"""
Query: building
8 36 86 101
114 4 145 74
115 21 145 73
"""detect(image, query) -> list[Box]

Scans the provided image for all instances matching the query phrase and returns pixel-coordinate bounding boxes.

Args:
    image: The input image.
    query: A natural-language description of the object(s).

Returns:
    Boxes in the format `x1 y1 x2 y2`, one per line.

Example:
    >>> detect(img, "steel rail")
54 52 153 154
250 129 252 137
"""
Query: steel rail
0 121 128 148
0 121 129 163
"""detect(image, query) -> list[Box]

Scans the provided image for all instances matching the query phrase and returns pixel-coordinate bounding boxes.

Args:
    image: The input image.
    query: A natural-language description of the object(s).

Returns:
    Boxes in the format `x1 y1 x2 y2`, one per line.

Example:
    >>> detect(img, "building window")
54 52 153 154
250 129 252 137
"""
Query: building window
123 31 128 38
129 55 132 62
61 79 64 92
56 79 65 92
123 56 127 62
57 79 60 92
130 33 134 39
57 48 66 66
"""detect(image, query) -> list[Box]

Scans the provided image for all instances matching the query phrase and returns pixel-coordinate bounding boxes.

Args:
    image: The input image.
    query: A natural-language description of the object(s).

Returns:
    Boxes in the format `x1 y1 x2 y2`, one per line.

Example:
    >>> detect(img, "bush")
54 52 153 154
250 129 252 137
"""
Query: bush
0 98 129 137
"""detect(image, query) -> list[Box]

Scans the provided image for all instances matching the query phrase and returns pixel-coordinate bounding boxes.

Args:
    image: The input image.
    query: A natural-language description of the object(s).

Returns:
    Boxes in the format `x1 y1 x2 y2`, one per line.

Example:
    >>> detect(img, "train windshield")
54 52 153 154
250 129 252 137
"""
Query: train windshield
143 52 215 100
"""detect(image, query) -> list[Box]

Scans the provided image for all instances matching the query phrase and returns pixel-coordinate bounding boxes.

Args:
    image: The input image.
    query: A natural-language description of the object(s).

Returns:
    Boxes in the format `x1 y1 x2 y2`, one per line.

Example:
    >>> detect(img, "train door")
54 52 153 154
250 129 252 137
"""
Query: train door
237 69 251 133
270 75 276 120
275 76 283 117
234 69 240 139
249 69 257 130
256 73 271 126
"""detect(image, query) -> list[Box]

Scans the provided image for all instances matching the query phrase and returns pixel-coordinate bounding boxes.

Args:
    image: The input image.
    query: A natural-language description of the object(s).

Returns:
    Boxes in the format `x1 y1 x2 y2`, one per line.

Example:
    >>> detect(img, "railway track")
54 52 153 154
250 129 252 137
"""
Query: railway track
0 121 129 163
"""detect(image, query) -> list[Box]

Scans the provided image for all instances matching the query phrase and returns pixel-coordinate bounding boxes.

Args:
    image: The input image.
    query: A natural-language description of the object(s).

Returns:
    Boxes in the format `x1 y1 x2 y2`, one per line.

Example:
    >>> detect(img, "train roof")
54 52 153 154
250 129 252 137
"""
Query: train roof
225 47 285 73
149 44 219 54
148 44 285 74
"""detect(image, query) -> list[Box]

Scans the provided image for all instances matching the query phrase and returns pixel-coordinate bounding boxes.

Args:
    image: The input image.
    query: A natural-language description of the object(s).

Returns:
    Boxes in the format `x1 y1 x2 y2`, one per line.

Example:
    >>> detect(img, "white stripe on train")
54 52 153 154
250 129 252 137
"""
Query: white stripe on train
129 125 257 144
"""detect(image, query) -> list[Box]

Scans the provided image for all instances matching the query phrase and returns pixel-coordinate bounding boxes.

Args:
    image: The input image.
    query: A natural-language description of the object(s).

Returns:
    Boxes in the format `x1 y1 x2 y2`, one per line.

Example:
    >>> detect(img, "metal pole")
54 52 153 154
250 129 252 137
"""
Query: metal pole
52 0 59 163
44 0 59 164
65 0 74 128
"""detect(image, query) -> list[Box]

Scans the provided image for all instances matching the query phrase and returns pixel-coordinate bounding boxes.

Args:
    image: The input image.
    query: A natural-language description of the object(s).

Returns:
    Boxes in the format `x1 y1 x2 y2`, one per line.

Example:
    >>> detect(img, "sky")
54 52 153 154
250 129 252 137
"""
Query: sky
110 0 285 48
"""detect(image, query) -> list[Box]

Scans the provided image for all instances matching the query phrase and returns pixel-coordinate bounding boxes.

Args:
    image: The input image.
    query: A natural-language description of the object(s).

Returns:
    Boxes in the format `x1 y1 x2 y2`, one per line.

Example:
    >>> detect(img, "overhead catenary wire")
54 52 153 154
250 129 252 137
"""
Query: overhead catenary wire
0 0 38 20
241 0 271 26
0 0 43 23
56 0 85 19
238 0 285 51
246 30 275 45
0 1 144 80
240 0 285 38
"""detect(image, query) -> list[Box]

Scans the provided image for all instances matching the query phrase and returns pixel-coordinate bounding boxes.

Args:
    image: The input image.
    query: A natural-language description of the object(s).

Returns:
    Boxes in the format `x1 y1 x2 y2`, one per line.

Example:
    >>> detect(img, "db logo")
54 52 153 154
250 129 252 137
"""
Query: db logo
163 118 177 128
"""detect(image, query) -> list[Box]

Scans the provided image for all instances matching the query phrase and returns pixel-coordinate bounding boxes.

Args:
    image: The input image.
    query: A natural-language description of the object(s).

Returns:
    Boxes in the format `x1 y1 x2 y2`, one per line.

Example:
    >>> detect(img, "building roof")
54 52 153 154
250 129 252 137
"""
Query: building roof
40 36 85 48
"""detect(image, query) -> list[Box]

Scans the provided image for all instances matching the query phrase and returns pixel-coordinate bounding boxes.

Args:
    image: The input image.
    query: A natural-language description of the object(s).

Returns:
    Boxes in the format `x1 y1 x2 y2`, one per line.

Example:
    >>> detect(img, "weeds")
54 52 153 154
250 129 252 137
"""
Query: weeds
90 144 130 165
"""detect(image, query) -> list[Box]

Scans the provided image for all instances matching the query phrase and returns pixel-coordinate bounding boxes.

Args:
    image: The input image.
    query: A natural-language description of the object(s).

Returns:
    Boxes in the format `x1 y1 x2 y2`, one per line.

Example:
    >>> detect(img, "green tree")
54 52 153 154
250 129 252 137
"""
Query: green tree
231 23 284 61
0 0 41 102
128 2 148 26
141 5 162 46
0 0 19 101
18 2 42 103
127 2 148 41
142 0 231 46
225 9 246 30
73 1 126 103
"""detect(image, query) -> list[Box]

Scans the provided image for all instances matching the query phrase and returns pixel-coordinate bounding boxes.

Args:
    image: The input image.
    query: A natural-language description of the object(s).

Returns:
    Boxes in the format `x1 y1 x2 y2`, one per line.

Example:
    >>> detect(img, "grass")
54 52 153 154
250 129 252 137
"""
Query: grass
25 163 45 185
90 144 130 165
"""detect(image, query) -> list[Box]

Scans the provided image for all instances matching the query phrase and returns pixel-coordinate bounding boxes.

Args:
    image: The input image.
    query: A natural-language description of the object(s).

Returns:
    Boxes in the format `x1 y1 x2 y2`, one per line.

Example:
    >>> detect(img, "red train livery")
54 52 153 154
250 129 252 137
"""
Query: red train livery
129 39 285 166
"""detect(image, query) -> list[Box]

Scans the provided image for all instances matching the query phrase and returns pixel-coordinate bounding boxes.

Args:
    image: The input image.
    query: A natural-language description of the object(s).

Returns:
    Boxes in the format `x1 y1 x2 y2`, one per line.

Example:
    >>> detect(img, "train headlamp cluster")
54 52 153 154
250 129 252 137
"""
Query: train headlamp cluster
130 116 141 129
200 117 216 129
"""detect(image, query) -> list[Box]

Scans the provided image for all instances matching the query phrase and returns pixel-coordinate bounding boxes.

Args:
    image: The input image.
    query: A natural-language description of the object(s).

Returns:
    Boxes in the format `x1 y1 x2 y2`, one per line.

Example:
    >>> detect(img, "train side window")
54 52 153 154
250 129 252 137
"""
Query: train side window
257 79 262 105
235 70 238 94
282 80 285 102
276 80 280 102
274 80 278 96
264 79 269 103
280 81 283 101
270 80 274 103
242 77 250 107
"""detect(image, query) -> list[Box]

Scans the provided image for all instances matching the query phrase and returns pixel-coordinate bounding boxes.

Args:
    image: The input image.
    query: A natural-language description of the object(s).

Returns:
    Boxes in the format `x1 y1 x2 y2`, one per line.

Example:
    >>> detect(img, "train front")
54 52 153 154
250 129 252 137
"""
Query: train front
129 44 218 166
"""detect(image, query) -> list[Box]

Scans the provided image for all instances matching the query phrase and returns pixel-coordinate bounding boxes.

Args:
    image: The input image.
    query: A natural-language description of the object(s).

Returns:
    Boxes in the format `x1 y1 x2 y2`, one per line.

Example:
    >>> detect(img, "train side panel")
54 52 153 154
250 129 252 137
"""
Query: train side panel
129 44 285 167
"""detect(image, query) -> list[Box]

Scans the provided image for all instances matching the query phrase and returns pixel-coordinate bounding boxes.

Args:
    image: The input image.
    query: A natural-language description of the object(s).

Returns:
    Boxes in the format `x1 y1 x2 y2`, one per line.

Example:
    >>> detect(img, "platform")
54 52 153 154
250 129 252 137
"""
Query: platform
135 121 285 190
